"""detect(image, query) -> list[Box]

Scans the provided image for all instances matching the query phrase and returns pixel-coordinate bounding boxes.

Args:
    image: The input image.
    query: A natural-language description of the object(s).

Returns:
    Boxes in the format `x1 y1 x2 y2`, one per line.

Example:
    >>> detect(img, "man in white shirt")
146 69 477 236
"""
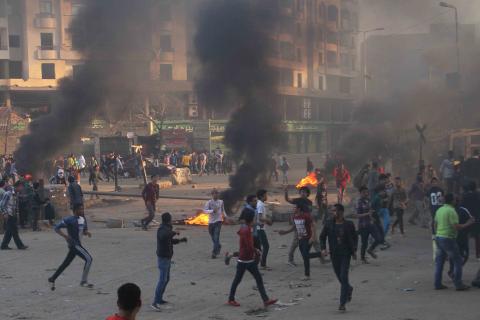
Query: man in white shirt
204 189 227 259
255 189 273 269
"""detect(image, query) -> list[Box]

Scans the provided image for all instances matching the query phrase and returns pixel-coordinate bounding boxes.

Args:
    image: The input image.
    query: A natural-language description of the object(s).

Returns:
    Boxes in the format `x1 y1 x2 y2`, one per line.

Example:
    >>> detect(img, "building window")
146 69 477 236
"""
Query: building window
72 65 83 78
318 3 325 19
280 41 295 61
279 68 293 86
297 73 303 88
327 31 337 44
302 98 312 120
41 63 55 79
327 51 337 66
318 75 324 90
339 77 351 93
9 61 22 79
296 23 302 38
40 33 53 50
327 5 338 22
160 35 173 52
40 1 53 15
159 3 172 21
159 64 172 81
318 51 324 65
296 48 302 62
71 2 83 15
9 35 20 48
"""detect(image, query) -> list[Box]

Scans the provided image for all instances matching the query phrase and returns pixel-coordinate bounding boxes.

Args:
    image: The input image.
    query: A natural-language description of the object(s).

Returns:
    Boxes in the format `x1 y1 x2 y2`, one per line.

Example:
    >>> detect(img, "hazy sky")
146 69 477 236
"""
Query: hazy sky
360 0 480 34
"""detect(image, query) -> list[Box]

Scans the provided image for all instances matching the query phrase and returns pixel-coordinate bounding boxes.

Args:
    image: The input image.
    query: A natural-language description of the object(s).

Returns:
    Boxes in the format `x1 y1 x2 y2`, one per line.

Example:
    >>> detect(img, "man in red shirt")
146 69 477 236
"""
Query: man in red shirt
140 175 160 230
227 195 277 308
279 202 322 280
333 163 351 204
106 283 142 320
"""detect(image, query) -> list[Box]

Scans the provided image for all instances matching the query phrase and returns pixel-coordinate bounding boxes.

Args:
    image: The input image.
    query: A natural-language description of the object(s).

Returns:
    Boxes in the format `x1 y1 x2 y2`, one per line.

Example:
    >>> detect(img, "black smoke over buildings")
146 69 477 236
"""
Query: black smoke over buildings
15 0 155 174
194 0 283 211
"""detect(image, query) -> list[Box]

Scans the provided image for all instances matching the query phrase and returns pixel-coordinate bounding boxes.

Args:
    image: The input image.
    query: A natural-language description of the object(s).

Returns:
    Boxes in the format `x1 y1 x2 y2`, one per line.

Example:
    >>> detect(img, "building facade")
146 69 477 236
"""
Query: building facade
0 0 359 155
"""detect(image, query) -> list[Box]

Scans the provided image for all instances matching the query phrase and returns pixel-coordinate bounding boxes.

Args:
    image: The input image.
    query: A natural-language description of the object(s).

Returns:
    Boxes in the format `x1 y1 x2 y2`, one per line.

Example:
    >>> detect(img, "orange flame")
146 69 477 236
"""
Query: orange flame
296 172 319 189
185 212 210 225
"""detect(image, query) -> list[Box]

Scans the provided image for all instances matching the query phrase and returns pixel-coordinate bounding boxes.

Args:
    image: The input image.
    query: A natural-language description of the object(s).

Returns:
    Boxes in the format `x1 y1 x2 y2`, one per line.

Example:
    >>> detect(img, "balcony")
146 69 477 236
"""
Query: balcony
60 47 83 60
36 47 58 60
158 21 173 31
34 14 56 29
158 51 174 62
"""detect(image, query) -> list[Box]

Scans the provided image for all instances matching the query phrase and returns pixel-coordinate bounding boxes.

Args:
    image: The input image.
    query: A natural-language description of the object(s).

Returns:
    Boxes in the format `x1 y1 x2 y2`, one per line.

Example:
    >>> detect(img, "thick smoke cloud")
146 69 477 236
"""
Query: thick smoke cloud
194 0 282 212
15 0 155 174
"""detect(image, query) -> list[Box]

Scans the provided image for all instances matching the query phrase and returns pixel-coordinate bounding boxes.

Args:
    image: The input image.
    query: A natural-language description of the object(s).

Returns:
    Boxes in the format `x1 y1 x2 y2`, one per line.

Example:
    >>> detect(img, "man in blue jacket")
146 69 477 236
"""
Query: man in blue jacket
48 206 92 290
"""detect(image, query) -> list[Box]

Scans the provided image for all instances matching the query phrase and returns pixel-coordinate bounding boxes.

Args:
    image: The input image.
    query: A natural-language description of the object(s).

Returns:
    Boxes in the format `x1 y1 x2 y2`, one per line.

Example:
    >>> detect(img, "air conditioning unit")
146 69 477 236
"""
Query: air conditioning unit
188 105 199 118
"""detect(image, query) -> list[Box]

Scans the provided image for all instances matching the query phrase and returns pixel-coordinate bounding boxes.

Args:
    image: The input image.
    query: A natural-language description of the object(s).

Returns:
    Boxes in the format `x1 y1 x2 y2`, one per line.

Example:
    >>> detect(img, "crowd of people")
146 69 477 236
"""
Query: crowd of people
2 149 480 318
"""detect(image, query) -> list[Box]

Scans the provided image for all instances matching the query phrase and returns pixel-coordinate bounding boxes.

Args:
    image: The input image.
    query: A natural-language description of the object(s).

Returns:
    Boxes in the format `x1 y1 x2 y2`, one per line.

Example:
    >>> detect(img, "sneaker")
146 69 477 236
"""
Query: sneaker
151 303 162 311
224 252 232 266
361 258 369 264
80 281 94 288
1 247 12 250
435 284 448 290
367 249 377 259
48 278 55 291
347 287 353 302
339 304 346 312
456 285 470 291
211 253 217 259
261 266 272 271
158 300 168 305
302 276 311 281
471 280 480 288
264 299 278 307
287 261 297 267
18 246 28 250
227 300 240 307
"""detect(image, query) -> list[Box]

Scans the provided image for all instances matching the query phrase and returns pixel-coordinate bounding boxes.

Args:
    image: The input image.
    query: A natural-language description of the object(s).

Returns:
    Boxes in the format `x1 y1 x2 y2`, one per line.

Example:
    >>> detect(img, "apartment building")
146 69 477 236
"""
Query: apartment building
0 0 359 155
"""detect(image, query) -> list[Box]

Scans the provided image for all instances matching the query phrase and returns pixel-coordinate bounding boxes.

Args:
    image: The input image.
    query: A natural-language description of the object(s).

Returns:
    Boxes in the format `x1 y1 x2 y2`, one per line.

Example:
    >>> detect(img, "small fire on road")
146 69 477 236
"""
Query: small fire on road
296 172 319 189
184 212 210 226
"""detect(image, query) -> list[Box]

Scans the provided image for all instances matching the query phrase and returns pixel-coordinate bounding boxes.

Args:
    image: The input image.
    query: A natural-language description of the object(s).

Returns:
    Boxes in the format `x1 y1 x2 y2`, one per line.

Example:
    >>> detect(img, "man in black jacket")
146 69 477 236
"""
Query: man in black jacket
151 212 187 311
320 204 358 312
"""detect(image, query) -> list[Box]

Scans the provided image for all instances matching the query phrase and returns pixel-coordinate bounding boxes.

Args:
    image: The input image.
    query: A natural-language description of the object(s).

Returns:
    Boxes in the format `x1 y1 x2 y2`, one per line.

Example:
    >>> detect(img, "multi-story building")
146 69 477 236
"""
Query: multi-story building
0 0 359 155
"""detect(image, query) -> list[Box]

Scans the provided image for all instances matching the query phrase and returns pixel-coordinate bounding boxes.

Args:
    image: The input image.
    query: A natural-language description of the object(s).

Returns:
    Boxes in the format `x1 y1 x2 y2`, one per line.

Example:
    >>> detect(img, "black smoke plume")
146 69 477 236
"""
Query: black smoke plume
15 0 155 174
194 0 283 212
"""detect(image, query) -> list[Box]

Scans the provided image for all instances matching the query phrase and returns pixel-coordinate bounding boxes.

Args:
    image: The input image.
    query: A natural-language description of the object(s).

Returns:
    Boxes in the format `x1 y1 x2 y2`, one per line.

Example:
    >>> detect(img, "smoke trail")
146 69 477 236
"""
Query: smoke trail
15 0 155 174
194 0 283 212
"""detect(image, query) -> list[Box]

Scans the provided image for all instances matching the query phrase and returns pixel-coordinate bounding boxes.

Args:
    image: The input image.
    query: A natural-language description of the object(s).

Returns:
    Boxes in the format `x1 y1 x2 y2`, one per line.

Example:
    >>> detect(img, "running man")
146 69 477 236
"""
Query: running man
227 206 277 308
320 204 358 312
48 206 93 290
333 163 351 204
355 186 381 263
141 175 160 230
204 188 227 258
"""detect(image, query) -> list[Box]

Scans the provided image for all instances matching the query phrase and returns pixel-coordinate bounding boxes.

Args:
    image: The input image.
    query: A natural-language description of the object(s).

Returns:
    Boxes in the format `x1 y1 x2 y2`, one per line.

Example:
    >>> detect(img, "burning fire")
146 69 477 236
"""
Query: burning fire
185 212 210 226
296 172 319 189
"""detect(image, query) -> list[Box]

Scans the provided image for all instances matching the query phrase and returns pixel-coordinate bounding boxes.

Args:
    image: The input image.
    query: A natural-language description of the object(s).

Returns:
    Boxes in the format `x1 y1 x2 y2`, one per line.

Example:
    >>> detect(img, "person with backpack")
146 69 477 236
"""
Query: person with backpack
1 182 28 250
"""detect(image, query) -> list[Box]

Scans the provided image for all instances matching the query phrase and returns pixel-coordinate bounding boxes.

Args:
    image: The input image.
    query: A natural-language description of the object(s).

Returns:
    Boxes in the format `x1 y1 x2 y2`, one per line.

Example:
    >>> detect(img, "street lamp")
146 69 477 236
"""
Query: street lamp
358 28 384 97
439 2 460 76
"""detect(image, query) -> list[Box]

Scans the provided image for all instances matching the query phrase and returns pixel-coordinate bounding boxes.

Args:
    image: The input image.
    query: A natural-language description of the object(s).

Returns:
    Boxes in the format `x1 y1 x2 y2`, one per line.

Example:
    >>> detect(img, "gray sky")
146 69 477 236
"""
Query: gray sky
360 0 480 34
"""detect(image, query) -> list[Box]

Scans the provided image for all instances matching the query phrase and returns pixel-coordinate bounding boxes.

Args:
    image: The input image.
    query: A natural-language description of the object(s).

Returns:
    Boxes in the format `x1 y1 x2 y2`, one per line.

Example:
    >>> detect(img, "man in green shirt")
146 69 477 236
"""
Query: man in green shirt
434 194 474 291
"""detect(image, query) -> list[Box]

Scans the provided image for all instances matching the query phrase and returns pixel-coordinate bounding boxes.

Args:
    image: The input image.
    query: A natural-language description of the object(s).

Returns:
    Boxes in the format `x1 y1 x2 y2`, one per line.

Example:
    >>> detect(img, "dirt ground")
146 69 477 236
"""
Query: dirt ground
1 154 480 320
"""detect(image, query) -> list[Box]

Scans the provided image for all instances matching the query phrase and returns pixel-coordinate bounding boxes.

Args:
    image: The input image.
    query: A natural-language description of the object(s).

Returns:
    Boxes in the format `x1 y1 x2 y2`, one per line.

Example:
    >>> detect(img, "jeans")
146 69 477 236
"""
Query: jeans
331 254 352 306
208 222 222 256
435 237 464 289
229 261 269 302
298 238 322 277
254 229 269 267
379 208 390 236
50 244 92 283
141 202 155 227
1 215 25 249
359 224 381 259
392 208 404 234
154 257 171 304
